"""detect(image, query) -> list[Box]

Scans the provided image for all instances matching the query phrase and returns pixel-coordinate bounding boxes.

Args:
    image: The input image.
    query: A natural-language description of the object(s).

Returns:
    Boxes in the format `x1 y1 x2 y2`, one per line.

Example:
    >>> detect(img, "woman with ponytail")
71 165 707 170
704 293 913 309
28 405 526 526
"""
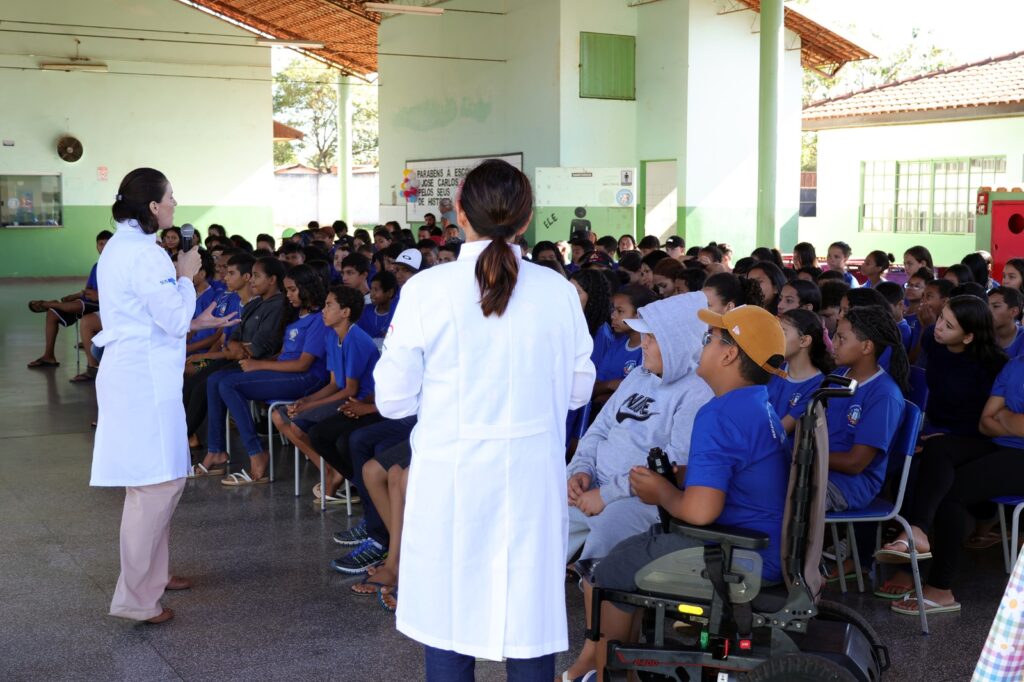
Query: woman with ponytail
373 159 596 679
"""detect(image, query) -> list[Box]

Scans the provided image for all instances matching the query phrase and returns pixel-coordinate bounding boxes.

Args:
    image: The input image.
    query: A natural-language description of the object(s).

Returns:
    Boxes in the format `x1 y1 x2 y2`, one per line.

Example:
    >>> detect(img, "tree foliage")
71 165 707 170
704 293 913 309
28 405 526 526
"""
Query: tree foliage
272 54 378 172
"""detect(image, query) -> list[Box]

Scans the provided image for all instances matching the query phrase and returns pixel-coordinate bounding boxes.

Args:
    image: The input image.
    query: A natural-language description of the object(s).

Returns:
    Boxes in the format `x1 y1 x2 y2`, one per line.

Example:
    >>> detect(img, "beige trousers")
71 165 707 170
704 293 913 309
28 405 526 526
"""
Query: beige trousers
109 477 186 620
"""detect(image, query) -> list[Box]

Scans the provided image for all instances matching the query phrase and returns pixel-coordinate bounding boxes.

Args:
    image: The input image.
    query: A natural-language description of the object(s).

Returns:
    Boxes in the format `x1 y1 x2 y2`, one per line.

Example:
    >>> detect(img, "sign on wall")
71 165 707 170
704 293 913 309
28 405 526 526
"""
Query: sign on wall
535 167 637 208
404 153 523 223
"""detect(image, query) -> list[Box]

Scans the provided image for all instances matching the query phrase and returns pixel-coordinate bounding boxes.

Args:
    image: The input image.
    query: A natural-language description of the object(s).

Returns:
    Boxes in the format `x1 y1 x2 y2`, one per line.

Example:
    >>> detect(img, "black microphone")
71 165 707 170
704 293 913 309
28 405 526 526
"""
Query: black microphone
181 223 195 252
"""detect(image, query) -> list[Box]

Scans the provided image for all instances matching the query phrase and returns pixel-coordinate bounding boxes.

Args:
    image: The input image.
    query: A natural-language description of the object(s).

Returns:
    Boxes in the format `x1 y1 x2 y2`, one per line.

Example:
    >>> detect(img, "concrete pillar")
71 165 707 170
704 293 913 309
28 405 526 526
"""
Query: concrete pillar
756 0 784 248
337 73 353 225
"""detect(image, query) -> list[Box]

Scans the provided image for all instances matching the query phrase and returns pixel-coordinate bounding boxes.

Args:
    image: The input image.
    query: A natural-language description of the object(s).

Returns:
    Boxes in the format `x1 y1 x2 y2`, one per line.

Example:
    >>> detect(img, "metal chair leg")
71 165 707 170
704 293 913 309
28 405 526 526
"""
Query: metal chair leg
847 522 865 593
320 460 326 513
267 407 275 483
294 445 300 497
1000 503 1012 574
345 479 352 517
895 515 929 634
830 524 847 594
1012 503 1024 572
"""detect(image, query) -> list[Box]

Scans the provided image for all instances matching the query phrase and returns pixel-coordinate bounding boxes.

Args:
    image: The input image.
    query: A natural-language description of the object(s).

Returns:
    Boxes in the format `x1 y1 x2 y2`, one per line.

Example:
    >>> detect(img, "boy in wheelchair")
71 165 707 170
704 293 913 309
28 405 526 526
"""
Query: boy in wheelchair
578 306 885 681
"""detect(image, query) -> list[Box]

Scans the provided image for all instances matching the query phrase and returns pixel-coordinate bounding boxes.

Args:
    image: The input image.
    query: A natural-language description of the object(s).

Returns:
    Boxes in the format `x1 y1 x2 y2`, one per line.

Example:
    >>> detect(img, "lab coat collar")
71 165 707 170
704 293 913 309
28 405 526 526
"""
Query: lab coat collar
115 219 143 233
457 239 522 263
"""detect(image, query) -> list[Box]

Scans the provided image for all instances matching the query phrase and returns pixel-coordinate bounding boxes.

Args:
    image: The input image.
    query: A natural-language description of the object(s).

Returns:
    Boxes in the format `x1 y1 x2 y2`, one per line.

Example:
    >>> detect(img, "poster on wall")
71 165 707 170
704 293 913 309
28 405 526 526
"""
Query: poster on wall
404 153 523 223
533 167 637 240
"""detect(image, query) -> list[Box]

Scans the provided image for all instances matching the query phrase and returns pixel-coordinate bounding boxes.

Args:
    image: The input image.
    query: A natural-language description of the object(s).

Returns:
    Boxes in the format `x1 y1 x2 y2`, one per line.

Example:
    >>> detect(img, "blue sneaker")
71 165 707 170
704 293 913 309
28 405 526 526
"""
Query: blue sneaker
333 521 369 546
330 539 387 574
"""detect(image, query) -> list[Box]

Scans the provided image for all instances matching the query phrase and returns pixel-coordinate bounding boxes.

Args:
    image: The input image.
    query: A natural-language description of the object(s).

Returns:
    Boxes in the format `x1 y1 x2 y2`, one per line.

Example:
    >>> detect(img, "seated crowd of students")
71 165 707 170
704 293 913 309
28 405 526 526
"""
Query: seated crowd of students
27 220 1024 671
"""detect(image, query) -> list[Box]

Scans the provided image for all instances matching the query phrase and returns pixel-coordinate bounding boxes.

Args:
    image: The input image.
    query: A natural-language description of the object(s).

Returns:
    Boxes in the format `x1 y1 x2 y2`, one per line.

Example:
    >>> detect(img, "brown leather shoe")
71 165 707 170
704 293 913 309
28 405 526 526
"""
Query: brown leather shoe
165 576 192 591
144 608 174 624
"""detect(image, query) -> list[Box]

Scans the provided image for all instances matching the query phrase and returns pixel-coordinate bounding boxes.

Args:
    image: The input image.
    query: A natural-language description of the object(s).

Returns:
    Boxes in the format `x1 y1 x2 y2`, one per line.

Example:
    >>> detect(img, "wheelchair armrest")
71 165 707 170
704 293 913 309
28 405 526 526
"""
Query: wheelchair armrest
669 519 770 550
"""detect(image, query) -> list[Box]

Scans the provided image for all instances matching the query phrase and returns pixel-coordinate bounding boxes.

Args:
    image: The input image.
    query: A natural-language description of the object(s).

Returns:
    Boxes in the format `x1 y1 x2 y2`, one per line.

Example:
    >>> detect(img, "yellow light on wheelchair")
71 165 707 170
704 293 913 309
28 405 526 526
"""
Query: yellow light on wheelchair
676 603 704 616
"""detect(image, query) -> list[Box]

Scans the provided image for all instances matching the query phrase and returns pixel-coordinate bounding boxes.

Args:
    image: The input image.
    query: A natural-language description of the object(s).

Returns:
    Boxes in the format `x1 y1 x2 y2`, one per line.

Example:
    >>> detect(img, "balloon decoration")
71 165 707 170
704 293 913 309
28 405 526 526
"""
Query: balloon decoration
400 169 420 203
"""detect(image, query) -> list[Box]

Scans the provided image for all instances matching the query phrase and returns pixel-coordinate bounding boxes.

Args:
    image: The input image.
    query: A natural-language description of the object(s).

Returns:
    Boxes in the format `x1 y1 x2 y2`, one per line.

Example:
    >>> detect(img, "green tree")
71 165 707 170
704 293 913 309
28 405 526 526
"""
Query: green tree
273 55 379 171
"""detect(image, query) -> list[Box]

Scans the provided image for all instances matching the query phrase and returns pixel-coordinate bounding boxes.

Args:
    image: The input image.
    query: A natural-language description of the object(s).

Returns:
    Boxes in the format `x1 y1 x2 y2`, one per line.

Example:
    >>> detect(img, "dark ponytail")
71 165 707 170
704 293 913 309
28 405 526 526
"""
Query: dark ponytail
845 305 910 396
112 167 169 235
780 309 834 375
459 160 534 317
866 250 895 270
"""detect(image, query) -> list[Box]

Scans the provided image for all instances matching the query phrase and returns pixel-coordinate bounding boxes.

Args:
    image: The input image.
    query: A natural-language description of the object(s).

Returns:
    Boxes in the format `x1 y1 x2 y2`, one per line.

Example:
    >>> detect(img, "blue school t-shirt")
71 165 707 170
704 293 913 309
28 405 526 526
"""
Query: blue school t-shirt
356 298 396 341
992 357 1024 450
825 368 905 509
214 291 243 348
904 314 923 355
1005 326 1024 359
279 313 330 382
897 319 912 353
189 285 221 343
767 368 824 422
211 279 227 294
326 325 380 401
83 263 99 302
684 385 790 583
594 332 643 382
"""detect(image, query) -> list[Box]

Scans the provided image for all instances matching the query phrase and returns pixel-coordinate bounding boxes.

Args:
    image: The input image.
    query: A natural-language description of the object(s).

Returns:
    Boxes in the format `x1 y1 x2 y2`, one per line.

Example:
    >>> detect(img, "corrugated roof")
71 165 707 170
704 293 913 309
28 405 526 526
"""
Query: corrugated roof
804 50 1024 126
273 120 305 141
735 0 874 77
188 0 380 75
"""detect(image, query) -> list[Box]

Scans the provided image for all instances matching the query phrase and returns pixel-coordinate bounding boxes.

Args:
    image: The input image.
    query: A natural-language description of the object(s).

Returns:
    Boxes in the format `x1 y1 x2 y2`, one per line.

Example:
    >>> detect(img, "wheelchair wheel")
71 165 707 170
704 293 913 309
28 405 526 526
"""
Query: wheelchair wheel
816 599 890 673
743 653 857 681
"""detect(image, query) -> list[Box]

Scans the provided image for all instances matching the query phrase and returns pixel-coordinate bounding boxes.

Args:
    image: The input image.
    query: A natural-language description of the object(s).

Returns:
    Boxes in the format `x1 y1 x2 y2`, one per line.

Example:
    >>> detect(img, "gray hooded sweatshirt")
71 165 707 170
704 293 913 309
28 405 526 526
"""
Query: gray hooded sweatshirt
567 291 714 505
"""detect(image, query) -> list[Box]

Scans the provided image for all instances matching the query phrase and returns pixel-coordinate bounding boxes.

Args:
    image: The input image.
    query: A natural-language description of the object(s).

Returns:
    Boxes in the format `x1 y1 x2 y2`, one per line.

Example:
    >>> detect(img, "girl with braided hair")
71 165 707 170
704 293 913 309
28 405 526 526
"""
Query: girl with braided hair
824 305 908 514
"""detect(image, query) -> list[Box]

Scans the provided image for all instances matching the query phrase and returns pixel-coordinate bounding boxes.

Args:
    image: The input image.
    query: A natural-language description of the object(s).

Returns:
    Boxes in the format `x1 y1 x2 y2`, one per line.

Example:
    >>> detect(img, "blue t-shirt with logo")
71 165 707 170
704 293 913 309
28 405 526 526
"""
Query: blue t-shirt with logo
1005 326 1024 359
279 313 330 382
897 319 912 353
825 367 905 509
684 385 790 583
84 263 99 302
992 357 1024 450
326 325 380 401
189 285 221 343
904 314 924 355
767 368 824 422
356 298 397 342
594 329 641 382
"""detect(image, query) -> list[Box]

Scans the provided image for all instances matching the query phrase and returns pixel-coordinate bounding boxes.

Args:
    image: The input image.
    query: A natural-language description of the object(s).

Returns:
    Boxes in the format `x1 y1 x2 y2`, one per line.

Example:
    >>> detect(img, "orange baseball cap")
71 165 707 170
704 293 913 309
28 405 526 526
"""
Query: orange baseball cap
697 305 786 378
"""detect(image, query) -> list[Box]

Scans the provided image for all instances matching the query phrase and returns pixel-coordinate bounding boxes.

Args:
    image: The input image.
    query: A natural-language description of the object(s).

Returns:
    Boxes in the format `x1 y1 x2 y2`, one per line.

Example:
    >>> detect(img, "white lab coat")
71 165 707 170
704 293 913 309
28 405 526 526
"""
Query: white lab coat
90 220 196 487
374 239 595 661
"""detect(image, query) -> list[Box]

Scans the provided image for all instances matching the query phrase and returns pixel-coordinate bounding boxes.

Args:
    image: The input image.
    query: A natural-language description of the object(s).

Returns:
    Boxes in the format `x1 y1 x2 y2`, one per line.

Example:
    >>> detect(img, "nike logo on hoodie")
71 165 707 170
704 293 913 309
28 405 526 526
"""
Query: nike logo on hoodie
616 392 658 423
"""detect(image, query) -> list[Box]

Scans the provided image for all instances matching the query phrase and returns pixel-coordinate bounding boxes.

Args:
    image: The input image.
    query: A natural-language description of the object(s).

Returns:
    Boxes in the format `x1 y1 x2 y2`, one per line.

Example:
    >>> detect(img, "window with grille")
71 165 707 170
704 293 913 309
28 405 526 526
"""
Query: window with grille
860 156 1006 233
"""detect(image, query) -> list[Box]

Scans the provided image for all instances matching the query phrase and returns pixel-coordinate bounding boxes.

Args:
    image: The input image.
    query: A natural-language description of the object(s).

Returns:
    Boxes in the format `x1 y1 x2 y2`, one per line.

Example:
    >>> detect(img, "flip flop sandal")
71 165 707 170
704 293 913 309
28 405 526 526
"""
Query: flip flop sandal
350 577 393 596
190 462 226 478
875 539 933 564
890 595 961 615
378 585 397 613
70 367 98 383
964 530 1003 550
220 470 269 486
873 579 913 600
27 359 60 368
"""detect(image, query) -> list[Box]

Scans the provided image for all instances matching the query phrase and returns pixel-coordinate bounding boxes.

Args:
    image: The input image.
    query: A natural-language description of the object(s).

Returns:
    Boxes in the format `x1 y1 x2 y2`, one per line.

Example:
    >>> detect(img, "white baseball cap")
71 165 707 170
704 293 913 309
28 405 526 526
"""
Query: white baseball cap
395 248 422 271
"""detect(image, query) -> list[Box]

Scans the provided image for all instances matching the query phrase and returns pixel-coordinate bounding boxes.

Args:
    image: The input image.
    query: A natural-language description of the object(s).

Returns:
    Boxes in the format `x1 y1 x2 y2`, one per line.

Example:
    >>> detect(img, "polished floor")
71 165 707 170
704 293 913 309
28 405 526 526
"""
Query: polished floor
0 279 1011 681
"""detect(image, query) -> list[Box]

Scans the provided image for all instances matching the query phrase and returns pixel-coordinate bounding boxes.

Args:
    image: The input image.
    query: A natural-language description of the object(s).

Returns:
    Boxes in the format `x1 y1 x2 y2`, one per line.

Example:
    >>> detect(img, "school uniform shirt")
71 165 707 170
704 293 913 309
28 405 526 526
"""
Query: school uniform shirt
1004 326 1024 359
897 319 912 353
991 357 1024 450
83 263 99 303
356 298 396 347
279 313 330 383
189 285 221 343
825 368 905 509
904 313 923 355
210 278 227 294
373 239 595 661
326 324 379 401
91 220 196 487
594 331 643 382
841 271 860 288
684 385 790 583
216 292 244 349
767 367 824 423
922 329 1000 436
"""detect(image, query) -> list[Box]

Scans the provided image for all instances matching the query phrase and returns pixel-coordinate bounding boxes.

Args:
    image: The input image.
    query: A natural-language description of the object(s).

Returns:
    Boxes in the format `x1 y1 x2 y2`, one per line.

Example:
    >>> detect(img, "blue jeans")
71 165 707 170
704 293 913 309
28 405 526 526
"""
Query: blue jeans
424 646 555 682
349 416 417 546
207 368 325 457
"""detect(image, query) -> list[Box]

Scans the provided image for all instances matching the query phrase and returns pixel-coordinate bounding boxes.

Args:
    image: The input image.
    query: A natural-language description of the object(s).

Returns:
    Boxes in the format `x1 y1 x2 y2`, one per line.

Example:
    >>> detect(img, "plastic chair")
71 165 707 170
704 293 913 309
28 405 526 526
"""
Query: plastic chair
994 496 1024 574
908 366 928 411
565 402 593 446
824 401 928 634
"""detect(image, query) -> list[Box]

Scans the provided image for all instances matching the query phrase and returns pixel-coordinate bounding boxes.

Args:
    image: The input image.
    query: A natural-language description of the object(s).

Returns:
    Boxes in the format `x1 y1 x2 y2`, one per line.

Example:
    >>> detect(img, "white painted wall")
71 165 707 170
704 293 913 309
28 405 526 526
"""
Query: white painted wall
806 116 1024 264
274 171 379 228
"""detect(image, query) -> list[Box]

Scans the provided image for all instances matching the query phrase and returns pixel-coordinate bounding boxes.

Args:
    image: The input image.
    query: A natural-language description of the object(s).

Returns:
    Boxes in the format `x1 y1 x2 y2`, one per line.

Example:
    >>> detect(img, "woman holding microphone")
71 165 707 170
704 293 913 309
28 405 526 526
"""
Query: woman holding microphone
374 159 596 680
91 168 235 624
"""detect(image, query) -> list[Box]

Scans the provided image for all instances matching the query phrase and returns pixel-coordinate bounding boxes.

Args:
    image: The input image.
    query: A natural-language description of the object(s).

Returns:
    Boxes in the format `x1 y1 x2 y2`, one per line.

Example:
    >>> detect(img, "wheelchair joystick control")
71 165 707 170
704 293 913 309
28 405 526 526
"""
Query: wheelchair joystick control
647 447 676 532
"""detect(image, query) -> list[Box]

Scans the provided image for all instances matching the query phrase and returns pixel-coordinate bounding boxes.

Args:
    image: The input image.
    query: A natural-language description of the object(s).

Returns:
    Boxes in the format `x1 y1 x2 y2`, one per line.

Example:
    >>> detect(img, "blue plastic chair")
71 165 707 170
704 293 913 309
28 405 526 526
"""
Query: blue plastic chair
565 402 593 446
908 366 928 411
824 400 928 633
993 496 1024 574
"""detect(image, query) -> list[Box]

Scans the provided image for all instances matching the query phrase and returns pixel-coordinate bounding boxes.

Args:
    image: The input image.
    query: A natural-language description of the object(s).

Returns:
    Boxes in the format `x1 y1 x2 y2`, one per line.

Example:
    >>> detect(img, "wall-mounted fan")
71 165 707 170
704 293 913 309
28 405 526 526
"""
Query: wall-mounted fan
57 136 83 162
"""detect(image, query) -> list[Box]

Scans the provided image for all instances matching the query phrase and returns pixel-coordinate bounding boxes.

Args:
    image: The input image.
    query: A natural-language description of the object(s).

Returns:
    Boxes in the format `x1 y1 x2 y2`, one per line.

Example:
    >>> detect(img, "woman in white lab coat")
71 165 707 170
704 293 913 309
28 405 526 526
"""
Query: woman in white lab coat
91 167 234 624
374 159 596 680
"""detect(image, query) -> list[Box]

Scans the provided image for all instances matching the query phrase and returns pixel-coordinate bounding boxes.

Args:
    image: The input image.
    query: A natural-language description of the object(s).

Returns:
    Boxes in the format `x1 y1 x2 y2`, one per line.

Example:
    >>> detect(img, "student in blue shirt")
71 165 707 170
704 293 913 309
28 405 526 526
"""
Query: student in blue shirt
185 250 220 353
357 271 398 349
591 285 657 408
272 285 379 499
825 305 907 514
826 241 860 289
586 305 791 679
989 287 1024 359
876 281 914 353
204 264 330 486
768 309 833 436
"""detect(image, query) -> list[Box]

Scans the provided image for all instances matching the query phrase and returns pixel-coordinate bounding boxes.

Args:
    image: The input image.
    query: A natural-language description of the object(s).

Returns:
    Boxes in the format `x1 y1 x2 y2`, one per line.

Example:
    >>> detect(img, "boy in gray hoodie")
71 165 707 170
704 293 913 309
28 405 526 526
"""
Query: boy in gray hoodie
566 291 713 563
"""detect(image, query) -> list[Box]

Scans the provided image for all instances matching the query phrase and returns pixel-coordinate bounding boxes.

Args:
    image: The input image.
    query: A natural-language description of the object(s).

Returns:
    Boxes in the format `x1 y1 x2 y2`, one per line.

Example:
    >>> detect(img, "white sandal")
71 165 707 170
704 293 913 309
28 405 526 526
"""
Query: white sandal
220 470 269 486
874 538 933 564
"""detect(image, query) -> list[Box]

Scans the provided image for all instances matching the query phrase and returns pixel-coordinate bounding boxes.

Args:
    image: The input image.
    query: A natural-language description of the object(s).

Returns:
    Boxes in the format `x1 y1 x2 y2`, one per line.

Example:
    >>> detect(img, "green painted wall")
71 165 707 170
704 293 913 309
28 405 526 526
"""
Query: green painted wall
0 206 273 278
805 116 1024 265
529 206 634 244
0 0 273 278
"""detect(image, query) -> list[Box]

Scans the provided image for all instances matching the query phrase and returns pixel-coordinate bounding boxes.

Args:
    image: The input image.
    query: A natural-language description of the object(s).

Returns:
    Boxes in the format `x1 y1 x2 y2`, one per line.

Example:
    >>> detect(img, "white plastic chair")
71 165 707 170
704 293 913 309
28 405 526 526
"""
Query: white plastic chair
995 496 1024 574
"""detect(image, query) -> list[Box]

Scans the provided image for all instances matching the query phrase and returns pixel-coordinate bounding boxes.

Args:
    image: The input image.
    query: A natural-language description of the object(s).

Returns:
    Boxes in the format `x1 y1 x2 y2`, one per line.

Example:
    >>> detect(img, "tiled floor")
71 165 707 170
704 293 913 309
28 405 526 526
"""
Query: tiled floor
0 279 1010 680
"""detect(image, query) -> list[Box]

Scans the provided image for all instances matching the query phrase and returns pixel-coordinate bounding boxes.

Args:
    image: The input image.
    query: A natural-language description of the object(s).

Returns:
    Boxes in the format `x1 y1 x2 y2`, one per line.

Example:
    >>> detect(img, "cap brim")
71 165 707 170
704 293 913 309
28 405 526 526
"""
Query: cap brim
697 308 725 328
624 317 654 334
